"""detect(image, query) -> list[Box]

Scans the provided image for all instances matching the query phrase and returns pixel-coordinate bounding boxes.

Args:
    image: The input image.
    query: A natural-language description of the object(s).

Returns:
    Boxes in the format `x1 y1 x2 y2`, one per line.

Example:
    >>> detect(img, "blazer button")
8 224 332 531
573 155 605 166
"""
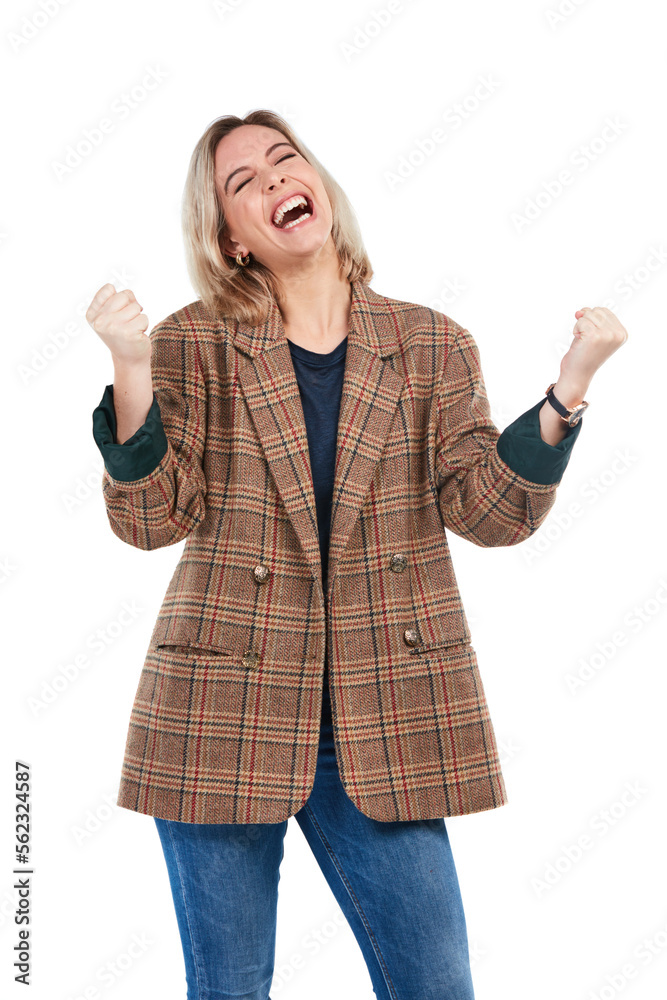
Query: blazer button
242 649 260 669
253 564 270 584
403 627 421 647
389 553 407 573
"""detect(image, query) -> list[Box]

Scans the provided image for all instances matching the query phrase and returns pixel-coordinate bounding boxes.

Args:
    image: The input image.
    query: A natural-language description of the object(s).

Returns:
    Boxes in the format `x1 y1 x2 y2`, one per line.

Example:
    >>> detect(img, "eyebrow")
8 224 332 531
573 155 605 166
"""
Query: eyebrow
224 142 294 195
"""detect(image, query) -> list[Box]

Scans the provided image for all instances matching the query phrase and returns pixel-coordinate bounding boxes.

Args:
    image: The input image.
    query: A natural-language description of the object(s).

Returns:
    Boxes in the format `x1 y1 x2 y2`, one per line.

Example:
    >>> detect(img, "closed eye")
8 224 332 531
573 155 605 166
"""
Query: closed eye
235 153 296 193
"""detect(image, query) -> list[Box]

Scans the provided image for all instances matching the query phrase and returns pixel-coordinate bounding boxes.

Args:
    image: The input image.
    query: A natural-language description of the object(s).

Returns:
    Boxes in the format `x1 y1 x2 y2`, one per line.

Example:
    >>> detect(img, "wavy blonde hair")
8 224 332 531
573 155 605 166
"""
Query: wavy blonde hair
181 109 373 325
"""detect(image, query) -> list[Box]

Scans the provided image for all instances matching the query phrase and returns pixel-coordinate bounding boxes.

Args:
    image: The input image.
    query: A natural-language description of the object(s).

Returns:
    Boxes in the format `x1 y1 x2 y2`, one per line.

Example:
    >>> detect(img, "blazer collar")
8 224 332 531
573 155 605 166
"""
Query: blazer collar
232 277 401 359
233 277 406 603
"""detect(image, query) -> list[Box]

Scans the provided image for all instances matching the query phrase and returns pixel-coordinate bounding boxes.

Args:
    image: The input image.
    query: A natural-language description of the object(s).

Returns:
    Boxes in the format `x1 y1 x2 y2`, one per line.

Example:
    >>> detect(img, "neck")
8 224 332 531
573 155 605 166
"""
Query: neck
273 247 353 343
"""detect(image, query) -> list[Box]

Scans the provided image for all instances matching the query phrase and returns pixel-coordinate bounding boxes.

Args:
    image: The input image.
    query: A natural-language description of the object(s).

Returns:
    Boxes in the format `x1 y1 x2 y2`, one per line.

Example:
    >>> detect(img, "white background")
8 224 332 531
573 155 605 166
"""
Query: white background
2 0 666 998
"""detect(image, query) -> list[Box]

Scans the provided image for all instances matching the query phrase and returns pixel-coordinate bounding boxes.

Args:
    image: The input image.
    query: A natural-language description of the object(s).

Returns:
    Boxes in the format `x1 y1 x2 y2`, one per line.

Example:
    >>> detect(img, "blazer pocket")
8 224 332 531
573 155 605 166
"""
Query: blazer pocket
409 638 470 655
407 617 472 655
155 640 233 657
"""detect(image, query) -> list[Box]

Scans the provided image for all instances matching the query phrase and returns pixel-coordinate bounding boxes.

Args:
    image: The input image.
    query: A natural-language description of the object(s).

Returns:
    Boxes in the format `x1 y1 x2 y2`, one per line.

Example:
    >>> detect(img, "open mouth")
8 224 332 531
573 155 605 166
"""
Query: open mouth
271 194 314 230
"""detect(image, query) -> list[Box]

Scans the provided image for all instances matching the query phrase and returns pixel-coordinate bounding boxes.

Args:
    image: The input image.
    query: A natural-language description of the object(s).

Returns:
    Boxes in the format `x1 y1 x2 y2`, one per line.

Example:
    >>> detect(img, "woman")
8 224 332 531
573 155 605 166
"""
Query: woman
88 109 627 1000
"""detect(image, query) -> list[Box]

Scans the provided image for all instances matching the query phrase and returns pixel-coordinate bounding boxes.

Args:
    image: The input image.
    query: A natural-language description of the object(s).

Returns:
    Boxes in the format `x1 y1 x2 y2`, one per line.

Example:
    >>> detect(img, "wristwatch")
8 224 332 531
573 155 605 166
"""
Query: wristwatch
545 382 589 426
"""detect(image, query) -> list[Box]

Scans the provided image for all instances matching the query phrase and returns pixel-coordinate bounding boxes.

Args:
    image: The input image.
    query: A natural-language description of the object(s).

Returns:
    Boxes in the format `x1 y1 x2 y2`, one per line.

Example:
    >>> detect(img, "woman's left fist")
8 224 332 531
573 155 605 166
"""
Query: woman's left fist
559 306 629 387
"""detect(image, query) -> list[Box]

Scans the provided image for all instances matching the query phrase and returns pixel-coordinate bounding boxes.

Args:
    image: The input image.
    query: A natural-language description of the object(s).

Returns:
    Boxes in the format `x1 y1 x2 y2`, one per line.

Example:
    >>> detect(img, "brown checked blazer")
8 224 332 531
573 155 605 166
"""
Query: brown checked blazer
92 278 582 824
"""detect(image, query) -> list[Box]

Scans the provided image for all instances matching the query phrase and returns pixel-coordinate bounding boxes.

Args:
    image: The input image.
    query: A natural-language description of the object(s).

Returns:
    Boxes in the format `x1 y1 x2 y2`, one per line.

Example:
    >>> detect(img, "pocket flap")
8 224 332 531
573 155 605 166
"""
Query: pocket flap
152 616 250 656
408 613 472 654
156 640 232 656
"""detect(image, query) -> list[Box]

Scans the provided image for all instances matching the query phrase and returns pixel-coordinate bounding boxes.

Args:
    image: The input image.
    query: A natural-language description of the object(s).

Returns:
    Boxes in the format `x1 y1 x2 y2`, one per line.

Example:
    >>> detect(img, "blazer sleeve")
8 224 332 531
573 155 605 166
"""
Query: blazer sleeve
91 313 207 549
434 324 583 547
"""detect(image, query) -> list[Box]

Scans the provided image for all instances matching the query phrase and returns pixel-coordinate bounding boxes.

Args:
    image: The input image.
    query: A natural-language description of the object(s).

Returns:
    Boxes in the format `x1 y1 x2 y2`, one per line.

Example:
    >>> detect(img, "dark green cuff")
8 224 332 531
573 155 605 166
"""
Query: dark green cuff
92 384 168 483
496 398 583 485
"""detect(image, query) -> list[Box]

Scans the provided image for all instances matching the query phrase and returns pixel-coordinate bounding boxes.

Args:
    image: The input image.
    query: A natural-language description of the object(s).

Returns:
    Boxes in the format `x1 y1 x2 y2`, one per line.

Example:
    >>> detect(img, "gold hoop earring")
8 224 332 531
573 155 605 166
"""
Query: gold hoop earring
236 251 250 267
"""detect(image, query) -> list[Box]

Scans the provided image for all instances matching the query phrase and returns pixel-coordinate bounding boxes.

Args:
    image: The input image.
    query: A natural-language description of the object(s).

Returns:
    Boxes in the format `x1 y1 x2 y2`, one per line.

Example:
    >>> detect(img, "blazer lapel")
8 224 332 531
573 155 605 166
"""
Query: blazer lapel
326 284 405 600
234 279 405 599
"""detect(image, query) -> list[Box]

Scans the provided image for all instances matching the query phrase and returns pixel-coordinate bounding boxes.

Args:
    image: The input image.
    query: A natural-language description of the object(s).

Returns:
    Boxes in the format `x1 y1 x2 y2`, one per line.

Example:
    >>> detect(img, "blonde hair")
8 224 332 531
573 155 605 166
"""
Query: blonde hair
181 109 373 325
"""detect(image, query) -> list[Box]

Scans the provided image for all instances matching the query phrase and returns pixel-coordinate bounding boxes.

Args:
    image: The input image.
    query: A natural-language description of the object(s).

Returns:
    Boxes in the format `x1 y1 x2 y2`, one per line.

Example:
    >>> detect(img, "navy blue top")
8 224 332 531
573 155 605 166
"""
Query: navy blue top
287 335 348 595
287 335 348 706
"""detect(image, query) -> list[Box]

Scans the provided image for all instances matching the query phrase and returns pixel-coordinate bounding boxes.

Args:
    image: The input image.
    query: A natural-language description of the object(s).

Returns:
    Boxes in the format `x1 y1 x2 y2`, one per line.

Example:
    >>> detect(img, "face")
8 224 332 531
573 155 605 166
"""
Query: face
214 124 333 273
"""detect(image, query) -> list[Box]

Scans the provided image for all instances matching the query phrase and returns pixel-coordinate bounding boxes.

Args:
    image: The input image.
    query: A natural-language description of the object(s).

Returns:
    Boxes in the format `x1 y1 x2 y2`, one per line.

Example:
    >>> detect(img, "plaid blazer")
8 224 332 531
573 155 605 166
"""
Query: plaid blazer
92 278 582 824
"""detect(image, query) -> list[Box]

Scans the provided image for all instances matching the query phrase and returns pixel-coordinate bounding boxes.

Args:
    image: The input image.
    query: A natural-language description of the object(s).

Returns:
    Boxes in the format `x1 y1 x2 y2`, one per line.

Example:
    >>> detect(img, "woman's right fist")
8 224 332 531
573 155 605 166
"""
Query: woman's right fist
86 284 151 365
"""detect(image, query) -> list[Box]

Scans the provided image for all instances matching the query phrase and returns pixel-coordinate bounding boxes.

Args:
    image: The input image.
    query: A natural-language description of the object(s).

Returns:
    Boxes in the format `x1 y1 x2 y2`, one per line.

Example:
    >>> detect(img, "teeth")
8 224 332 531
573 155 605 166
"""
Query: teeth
272 194 308 227
281 211 312 230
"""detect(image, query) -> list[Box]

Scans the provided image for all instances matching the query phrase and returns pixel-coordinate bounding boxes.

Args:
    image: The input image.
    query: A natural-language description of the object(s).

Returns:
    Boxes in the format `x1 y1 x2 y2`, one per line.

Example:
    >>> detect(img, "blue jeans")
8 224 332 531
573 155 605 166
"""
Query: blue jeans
154 672 476 1000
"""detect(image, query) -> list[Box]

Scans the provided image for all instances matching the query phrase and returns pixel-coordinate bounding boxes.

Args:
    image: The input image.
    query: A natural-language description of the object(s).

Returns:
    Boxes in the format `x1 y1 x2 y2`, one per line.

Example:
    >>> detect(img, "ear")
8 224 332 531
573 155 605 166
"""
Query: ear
220 234 246 259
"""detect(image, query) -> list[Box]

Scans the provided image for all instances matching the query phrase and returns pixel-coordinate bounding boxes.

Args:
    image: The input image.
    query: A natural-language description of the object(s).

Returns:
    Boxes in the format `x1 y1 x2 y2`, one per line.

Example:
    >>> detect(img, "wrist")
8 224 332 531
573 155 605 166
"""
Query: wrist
551 375 590 407
112 354 152 376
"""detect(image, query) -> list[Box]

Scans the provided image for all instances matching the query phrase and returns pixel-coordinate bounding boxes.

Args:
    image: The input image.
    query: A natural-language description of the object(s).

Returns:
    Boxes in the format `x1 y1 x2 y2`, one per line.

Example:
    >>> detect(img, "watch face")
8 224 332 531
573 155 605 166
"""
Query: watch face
569 404 587 426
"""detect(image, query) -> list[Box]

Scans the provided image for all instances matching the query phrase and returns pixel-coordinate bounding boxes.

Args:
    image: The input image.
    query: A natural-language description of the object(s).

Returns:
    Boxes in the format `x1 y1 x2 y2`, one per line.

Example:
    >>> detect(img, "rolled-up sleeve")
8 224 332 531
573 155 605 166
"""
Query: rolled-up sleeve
92 384 168 483
435 324 583 547
495 398 583 486
90 313 208 550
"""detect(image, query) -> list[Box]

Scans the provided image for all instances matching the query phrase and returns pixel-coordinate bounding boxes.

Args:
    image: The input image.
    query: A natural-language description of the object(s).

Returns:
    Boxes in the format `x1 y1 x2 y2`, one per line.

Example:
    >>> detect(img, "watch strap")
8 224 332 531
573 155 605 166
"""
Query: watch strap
545 383 589 426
